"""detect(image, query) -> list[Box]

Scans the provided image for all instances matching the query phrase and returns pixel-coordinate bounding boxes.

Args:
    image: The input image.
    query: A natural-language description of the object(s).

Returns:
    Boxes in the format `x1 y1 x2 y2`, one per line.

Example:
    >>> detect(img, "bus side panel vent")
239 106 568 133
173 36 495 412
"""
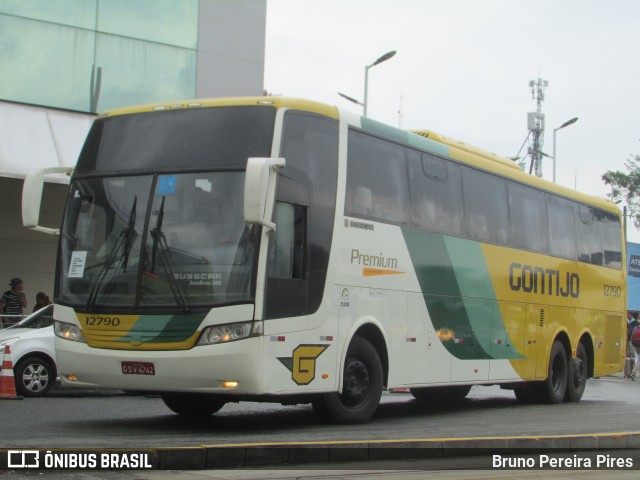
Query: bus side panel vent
539 309 545 327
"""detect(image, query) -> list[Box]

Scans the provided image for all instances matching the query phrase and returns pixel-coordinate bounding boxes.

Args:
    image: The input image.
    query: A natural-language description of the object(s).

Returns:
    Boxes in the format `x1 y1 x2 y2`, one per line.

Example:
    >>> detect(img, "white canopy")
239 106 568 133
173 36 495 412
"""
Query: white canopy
0 101 94 183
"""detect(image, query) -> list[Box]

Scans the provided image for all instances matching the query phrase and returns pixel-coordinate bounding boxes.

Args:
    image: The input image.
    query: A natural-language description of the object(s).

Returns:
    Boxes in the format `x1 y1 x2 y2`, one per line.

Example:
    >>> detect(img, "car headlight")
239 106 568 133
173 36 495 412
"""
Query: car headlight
196 321 262 346
54 321 86 343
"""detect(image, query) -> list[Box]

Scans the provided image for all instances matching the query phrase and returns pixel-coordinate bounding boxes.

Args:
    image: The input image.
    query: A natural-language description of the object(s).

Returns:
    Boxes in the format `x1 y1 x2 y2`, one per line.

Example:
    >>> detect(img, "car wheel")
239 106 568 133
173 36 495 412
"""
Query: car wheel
15 356 54 397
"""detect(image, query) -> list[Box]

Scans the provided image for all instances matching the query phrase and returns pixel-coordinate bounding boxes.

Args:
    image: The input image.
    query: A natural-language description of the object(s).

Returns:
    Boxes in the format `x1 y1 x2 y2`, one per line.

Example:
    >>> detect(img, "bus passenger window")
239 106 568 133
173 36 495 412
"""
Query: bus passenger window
576 205 603 265
351 187 372 216
407 150 463 236
598 210 622 268
345 130 409 225
508 183 548 253
462 168 509 245
547 195 578 260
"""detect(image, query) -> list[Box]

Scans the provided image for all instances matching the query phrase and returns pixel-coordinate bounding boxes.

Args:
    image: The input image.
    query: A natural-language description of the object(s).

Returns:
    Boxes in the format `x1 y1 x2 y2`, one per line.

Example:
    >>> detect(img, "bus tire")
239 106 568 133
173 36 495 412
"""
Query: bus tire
320 336 383 424
162 393 226 417
410 385 471 404
311 397 330 419
536 340 568 404
513 382 540 403
564 343 588 402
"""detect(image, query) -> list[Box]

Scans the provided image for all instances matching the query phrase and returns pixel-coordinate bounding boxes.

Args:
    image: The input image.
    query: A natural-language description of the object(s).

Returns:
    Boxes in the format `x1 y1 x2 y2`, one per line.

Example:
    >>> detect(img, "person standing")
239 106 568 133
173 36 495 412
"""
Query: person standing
627 310 640 357
33 291 52 312
1 277 27 326
629 312 640 380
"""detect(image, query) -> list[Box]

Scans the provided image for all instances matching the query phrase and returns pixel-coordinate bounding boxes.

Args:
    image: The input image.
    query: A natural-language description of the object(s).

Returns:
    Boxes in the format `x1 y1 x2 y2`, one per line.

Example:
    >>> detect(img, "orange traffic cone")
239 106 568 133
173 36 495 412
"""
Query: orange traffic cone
0 345 23 400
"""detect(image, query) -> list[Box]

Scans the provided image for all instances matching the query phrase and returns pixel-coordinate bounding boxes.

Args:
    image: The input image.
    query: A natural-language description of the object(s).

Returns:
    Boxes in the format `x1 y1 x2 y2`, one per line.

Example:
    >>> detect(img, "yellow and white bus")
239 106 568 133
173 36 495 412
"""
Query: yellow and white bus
23 97 626 424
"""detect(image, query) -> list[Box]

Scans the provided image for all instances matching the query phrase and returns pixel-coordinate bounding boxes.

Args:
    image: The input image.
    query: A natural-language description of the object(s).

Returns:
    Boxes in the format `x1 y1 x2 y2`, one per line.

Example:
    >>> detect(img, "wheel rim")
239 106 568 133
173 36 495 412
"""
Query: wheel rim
341 358 369 407
22 364 49 393
573 356 587 388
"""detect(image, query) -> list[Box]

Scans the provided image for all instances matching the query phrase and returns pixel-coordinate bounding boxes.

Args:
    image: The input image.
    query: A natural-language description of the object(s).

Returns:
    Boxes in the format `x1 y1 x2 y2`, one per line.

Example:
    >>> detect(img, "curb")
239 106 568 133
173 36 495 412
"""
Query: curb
2 433 638 470
197 433 640 469
6 433 636 470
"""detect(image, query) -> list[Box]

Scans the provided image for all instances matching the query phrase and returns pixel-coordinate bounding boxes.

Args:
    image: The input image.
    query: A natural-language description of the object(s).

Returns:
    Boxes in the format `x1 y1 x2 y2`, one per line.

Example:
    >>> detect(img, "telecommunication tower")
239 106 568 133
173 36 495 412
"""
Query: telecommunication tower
527 78 548 177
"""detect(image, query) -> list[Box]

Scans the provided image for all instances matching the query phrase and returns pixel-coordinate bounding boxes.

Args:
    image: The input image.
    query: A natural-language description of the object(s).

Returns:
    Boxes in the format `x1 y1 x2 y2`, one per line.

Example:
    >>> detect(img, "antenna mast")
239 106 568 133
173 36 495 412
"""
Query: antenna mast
527 78 548 177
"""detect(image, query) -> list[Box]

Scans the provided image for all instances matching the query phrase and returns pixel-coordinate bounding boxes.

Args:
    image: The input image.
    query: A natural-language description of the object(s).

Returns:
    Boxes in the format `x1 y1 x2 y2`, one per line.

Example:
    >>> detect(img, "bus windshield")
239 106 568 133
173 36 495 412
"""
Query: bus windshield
56 105 275 310
58 172 260 309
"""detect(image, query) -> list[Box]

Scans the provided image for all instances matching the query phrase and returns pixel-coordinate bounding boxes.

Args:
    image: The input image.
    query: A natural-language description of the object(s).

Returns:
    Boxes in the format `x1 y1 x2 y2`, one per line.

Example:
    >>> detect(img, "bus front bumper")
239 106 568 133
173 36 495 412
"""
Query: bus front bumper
55 336 263 394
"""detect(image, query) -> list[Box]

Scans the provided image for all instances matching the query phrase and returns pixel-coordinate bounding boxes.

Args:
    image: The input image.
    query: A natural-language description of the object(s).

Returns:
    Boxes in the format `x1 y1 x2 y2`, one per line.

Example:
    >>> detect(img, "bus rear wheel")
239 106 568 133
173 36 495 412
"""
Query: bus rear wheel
536 340 568 404
162 393 226 417
564 343 588 402
514 383 539 403
316 336 383 424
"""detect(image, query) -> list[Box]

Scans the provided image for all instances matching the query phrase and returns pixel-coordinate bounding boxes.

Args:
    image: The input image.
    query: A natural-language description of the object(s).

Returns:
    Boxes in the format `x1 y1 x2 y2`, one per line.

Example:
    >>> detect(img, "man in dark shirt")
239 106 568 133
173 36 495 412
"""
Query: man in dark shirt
1 277 27 326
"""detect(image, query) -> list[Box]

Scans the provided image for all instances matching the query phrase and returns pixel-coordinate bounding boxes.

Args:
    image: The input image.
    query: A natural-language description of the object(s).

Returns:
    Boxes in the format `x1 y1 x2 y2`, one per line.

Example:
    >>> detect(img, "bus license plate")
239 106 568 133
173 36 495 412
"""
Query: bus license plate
121 361 155 376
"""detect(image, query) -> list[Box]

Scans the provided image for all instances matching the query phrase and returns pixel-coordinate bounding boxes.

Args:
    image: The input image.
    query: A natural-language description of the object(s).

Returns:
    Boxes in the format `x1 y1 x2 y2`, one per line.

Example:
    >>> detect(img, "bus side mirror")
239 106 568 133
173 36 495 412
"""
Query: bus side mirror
244 157 285 231
22 167 73 235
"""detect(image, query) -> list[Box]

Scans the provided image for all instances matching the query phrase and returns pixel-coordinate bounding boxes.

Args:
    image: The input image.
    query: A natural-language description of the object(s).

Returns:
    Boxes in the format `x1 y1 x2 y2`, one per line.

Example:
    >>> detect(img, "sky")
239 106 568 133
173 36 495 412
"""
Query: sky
263 0 640 242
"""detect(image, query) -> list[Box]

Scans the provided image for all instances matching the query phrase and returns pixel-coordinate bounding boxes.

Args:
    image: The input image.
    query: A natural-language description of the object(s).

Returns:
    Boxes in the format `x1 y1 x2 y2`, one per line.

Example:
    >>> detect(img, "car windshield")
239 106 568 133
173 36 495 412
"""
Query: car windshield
7 305 54 329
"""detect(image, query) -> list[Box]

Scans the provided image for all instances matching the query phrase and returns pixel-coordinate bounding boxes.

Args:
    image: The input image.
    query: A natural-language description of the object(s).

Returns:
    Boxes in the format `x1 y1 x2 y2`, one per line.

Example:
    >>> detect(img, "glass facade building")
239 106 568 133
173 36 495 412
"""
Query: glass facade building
0 0 263 113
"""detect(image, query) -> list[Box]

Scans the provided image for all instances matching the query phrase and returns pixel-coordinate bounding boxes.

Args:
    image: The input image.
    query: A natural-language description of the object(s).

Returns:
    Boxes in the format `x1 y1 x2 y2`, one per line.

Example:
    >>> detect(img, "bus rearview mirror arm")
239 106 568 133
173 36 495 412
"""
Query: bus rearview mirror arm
22 167 74 235
243 157 286 231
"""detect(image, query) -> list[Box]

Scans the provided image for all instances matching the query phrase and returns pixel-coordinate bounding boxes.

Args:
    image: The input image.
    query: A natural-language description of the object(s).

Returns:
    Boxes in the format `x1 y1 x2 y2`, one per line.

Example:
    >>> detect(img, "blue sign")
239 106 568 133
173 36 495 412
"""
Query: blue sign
627 242 640 310
157 175 176 195
630 255 640 278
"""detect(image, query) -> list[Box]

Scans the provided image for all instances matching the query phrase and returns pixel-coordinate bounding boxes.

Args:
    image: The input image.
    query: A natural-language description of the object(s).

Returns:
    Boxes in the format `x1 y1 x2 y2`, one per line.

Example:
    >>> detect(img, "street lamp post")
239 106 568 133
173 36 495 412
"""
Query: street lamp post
552 117 578 183
364 50 396 116
338 50 396 116
337 92 363 107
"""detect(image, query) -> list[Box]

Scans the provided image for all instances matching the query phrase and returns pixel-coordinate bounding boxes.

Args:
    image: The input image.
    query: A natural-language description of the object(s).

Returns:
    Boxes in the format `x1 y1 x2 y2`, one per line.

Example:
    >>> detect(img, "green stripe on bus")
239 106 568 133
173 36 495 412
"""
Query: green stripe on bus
402 228 492 360
360 117 450 157
147 313 205 342
115 313 205 343
443 237 522 359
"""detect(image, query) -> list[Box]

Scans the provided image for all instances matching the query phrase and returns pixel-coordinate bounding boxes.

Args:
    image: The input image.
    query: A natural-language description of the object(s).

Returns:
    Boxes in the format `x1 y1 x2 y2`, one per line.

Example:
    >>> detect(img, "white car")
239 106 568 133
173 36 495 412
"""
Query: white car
0 304 55 397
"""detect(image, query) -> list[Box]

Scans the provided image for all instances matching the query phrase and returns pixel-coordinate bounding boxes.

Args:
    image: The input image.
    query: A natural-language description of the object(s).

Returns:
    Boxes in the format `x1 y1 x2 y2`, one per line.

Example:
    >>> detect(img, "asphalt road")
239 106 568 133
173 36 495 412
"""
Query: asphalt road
1 375 638 449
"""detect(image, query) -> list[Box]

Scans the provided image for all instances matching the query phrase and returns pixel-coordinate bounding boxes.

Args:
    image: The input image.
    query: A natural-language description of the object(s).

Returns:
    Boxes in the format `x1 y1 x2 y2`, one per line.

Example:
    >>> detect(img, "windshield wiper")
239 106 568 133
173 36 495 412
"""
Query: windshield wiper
150 196 165 273
86 197 137 308
122 197 137 270
148 196 190 312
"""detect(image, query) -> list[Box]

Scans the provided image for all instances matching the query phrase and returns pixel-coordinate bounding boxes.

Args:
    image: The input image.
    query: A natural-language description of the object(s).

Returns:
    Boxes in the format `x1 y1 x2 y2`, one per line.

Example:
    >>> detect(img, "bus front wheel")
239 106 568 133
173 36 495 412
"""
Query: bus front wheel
316 336 383 424
162 393 226 417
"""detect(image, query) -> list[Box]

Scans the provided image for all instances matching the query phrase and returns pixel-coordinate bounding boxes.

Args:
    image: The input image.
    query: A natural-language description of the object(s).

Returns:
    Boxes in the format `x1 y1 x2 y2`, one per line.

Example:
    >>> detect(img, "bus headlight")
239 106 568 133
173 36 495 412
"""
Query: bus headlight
197 321 262 346
55 321 86 343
